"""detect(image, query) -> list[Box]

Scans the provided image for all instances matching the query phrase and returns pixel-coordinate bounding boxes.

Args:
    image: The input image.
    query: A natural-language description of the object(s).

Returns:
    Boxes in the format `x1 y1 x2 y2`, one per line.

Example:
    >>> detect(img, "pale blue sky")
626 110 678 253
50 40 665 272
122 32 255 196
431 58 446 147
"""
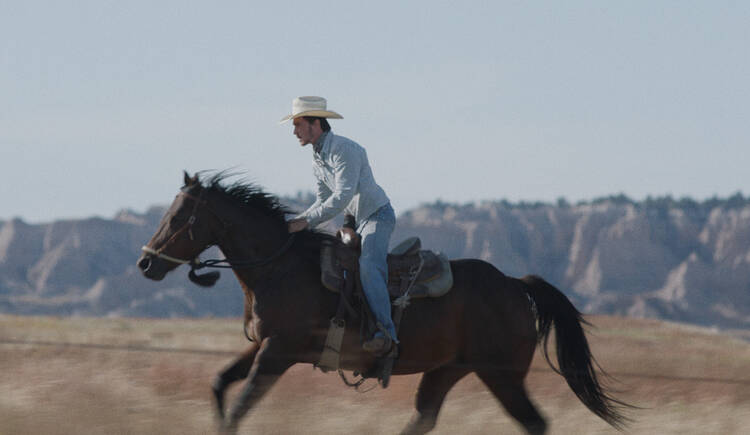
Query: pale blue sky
2 1 748 223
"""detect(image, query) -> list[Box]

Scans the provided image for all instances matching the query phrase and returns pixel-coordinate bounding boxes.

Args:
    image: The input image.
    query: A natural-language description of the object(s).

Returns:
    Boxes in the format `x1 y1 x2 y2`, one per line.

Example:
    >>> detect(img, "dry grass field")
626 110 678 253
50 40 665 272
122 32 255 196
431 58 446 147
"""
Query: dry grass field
1 314 749 434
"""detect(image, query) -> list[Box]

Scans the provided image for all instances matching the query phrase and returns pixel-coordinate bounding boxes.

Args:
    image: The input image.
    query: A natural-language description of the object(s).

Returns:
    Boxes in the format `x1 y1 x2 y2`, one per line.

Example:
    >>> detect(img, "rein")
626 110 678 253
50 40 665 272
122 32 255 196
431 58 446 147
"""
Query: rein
191 233 297 270
141 190 296 271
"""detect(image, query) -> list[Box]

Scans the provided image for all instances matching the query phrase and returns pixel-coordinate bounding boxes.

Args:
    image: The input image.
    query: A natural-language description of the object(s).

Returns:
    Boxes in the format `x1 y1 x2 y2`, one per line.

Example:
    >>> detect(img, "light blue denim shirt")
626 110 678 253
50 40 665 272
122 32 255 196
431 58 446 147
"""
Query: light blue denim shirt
297 131 390 228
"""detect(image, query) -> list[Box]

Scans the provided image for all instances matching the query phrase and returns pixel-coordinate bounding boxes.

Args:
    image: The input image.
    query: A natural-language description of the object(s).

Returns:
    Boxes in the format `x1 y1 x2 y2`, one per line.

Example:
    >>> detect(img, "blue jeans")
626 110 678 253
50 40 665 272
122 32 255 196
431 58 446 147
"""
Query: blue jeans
357 203 398 342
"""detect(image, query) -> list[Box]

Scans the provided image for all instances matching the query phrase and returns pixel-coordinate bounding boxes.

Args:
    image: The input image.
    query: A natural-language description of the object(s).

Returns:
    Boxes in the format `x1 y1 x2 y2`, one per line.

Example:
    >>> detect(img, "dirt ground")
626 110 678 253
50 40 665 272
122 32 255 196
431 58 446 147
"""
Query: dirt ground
1 314 749 434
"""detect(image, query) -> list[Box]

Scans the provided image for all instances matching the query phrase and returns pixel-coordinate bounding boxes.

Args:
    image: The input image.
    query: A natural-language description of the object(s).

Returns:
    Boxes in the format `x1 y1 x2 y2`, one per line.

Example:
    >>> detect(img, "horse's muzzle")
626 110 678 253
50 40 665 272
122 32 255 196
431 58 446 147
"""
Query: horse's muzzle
137 254 167 280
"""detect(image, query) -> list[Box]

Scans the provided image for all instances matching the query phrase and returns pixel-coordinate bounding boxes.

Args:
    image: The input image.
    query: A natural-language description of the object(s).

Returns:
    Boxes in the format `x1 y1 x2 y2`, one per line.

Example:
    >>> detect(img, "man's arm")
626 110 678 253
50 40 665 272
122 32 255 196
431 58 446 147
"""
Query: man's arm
296 176 331 223
292 161 334 232
299 145 362 228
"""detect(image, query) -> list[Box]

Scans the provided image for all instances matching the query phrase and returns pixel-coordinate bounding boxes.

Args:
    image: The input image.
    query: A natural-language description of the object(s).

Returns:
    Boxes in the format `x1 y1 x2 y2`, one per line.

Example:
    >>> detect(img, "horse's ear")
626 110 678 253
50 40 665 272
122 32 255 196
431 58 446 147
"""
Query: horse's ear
183 171 198 187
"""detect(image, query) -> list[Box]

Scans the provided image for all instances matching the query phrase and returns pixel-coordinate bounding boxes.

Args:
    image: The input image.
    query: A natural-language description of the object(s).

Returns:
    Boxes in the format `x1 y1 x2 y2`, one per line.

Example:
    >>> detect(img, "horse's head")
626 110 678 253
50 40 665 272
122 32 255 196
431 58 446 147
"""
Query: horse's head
137 171 223 286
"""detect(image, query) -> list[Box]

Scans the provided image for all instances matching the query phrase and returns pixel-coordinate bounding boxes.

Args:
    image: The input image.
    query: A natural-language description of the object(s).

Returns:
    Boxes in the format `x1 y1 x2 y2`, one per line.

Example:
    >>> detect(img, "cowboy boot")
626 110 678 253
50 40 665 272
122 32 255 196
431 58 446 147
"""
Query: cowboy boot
362 334 392 355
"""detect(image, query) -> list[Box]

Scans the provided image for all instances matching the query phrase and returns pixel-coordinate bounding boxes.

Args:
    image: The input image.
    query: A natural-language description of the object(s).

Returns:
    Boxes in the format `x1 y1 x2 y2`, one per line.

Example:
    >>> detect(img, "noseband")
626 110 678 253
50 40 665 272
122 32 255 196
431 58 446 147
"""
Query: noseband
141 189 296 270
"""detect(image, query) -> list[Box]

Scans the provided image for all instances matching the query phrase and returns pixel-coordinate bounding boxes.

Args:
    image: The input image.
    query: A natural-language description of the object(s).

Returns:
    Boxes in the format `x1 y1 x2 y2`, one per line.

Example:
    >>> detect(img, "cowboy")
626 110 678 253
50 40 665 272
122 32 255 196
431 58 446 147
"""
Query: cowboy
282 96 397 355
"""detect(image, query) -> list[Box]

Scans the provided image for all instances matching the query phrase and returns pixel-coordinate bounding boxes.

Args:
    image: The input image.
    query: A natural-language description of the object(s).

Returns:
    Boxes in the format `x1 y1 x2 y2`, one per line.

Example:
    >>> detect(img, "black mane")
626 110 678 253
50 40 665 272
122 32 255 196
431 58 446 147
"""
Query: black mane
194 172 337 249
198 172 291 224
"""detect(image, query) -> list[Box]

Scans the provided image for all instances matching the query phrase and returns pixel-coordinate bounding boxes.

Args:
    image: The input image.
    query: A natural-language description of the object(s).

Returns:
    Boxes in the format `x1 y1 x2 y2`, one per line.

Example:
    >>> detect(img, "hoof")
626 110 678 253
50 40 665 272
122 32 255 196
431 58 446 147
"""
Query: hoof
212 378 227 422
219 421 238 435
399 413 437 435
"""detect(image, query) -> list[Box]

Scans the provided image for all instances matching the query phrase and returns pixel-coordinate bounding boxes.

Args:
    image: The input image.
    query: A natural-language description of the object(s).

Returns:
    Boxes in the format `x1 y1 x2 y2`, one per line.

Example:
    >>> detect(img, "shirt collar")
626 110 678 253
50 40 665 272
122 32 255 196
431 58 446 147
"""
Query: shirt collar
313 131 330 154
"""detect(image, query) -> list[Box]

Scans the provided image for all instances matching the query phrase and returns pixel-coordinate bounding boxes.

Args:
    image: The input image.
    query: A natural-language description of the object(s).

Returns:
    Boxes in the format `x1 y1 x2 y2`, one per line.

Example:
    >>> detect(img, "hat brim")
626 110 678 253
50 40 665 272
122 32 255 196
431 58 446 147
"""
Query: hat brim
279 110 343 124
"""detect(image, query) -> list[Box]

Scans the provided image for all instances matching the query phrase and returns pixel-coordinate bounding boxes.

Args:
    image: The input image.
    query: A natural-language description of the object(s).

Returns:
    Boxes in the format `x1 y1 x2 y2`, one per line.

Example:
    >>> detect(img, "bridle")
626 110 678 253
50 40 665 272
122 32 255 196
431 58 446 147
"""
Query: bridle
141 189 296 270
141 189 211 265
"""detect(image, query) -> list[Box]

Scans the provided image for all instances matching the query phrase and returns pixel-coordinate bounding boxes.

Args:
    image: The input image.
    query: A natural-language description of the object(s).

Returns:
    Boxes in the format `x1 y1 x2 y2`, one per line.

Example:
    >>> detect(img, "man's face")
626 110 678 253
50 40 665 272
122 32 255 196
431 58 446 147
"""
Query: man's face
292 117 321 146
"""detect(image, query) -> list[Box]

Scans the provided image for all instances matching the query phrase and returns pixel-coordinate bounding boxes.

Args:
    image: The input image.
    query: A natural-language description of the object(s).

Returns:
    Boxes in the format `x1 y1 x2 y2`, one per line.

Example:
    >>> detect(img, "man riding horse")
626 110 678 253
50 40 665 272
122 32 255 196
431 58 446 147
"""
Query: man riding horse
282 96 397 355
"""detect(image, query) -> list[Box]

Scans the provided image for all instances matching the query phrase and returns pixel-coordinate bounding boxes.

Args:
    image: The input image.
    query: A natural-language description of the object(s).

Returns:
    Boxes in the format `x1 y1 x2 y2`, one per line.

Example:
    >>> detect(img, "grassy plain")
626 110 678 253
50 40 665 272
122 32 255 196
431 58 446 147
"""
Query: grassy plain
1 314 749 434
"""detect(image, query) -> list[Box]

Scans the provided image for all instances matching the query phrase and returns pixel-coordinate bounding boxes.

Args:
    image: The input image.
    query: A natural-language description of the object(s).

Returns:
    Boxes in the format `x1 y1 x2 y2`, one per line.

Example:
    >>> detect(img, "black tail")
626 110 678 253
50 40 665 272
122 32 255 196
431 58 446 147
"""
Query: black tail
522 275 631 429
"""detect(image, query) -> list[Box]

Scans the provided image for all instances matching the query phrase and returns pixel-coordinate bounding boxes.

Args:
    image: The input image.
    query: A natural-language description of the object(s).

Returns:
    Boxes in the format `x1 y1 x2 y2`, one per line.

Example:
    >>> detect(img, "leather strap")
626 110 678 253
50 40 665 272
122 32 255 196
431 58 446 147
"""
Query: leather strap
335 269 358 322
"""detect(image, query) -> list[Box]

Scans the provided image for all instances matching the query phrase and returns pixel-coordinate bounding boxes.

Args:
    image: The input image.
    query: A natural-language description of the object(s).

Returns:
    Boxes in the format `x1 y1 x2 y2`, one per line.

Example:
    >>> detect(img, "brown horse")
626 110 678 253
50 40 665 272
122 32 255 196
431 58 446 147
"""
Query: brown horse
137 172 629 434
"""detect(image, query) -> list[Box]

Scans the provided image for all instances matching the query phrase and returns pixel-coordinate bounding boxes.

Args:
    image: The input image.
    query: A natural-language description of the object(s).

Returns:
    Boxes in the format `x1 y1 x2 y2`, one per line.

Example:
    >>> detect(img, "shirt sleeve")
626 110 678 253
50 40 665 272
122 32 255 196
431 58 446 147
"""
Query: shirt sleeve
296 169 332 222
300 144 362 228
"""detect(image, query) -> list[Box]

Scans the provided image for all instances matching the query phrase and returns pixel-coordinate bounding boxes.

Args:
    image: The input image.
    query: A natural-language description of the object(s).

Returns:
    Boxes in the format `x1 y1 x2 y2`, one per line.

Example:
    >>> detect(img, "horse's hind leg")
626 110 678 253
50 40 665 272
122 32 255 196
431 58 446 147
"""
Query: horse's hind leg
401 365 469 435
212 342 259 422
476 370 547 435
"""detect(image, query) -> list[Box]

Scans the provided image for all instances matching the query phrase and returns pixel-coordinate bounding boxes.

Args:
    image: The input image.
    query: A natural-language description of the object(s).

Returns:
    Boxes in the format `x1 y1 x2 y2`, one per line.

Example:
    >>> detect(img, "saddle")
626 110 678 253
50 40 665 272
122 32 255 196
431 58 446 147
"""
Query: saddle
316 236 453 388
320 236 453 300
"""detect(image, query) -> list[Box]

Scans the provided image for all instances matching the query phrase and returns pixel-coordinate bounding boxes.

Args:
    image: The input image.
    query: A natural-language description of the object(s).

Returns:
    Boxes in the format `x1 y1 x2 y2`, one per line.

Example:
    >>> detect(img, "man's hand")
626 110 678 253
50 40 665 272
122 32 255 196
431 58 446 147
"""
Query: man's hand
288 218 309 233
338 227 359 246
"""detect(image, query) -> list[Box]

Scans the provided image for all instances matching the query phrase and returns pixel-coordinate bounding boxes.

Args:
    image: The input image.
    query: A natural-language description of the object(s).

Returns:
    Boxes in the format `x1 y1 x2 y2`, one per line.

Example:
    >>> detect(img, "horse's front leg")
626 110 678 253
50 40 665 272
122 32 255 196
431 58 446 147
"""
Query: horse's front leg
213 341 260 423
222 337 294 434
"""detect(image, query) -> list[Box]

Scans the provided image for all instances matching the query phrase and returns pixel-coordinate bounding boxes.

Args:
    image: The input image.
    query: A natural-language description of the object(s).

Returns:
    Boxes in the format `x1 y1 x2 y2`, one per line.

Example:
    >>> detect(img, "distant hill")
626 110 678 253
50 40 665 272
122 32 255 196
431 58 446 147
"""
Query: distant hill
1 193 749 330
393 193 750 330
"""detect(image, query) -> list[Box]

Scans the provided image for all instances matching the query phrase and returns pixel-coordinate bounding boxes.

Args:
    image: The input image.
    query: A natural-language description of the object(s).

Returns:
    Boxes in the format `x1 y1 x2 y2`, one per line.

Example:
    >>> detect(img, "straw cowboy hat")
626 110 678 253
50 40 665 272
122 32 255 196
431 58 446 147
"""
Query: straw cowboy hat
279 96 343 123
